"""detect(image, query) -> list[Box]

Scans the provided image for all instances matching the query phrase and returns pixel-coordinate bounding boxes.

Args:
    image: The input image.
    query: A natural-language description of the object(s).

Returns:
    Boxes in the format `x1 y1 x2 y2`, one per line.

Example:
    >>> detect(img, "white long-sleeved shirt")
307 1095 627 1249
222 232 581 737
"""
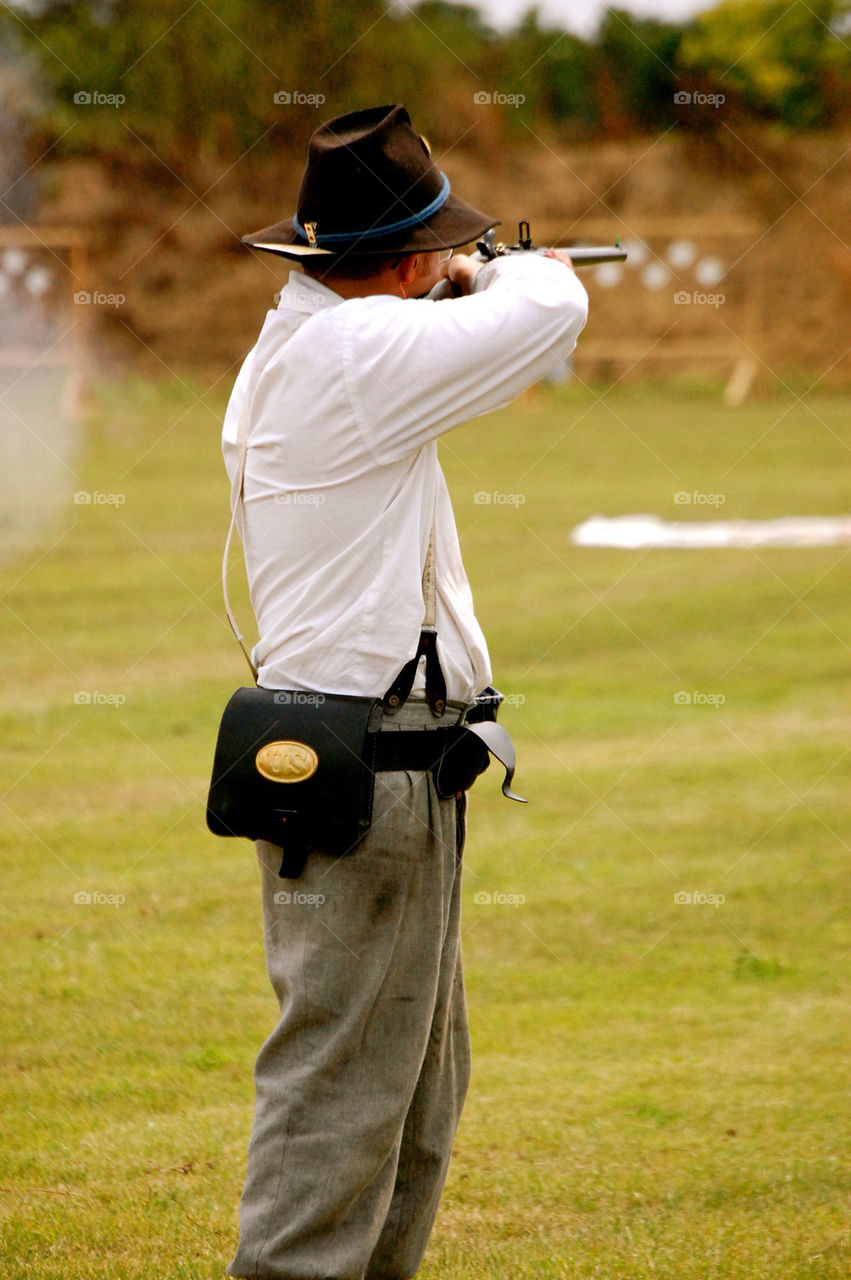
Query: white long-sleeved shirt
222 254 588 701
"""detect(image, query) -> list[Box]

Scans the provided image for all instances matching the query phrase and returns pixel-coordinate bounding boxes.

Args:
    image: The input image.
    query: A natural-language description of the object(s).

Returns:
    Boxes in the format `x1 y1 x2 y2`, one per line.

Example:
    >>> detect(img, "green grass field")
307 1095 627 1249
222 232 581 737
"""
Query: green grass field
1 376 849 1279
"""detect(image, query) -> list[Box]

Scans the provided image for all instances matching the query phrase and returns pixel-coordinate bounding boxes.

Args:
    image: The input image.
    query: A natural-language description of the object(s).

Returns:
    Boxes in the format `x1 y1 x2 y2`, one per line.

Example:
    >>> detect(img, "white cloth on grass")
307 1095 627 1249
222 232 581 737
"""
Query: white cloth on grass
571 514 851 549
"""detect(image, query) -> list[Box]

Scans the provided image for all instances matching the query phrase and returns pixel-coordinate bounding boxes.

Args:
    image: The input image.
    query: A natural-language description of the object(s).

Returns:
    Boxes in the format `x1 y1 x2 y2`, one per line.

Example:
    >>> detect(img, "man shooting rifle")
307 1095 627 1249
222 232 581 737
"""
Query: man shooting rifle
214 103 592 1280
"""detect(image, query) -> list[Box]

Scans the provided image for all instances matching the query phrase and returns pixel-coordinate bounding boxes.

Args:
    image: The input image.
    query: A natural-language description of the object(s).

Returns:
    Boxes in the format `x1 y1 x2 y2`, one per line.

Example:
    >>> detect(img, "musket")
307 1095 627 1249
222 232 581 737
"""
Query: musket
426 220 626 299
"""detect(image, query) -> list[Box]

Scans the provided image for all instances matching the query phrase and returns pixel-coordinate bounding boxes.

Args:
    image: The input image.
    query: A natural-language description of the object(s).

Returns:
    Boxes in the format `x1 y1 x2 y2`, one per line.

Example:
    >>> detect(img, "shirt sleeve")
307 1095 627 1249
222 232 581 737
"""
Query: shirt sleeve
342 253 588 464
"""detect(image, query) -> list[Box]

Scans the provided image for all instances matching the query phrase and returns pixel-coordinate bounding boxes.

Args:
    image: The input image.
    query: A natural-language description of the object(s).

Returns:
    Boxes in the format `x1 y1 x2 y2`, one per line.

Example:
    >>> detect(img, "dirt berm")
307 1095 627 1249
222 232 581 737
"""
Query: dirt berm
40 128 851 387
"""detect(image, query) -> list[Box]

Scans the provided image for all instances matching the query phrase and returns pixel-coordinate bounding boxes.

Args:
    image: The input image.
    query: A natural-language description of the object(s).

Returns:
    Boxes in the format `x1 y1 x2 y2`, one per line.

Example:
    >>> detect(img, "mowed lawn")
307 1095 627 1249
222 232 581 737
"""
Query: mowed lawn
1 376 849 1279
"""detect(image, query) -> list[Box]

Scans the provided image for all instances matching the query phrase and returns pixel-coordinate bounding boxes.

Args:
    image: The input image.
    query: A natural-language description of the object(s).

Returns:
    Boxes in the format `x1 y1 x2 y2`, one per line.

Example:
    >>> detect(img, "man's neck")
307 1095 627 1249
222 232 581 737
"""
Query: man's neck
303 268 402 301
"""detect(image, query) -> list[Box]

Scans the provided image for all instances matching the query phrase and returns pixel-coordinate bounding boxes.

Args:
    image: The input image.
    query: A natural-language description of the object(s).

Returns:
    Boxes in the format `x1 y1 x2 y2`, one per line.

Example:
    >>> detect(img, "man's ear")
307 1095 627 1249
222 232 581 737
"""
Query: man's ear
396 254 421 286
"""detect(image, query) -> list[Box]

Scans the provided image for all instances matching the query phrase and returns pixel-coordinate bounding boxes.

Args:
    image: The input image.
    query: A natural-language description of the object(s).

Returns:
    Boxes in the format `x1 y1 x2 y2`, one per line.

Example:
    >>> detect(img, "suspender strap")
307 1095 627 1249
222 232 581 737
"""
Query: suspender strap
382 525 447 718
382 626 446 719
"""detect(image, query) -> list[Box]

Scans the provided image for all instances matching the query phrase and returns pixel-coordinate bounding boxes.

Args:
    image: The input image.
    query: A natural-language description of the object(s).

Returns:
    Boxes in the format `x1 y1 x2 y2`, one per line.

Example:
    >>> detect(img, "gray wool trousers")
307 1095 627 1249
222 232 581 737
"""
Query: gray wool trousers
228 701 472 1280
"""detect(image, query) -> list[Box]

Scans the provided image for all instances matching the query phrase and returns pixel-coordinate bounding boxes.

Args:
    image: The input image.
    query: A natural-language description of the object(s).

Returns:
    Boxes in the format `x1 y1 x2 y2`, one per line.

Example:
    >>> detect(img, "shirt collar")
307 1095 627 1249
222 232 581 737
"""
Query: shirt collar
277 269 344 314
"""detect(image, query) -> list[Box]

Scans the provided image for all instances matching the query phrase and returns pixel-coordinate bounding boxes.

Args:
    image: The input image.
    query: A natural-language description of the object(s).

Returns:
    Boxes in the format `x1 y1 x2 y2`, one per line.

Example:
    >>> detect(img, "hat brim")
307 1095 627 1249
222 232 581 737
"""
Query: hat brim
242 192 499 260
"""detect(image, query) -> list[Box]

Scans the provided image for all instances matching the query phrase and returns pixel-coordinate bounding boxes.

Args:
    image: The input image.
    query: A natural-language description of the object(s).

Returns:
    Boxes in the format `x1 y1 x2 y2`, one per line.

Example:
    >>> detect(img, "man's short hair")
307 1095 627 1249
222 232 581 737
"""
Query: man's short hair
300 254 404 283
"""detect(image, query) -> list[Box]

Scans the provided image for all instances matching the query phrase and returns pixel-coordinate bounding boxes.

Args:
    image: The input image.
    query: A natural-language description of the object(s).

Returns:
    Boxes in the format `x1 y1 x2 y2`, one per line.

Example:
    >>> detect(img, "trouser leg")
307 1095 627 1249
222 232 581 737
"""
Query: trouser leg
365 795 470 1279
227 768 469 1280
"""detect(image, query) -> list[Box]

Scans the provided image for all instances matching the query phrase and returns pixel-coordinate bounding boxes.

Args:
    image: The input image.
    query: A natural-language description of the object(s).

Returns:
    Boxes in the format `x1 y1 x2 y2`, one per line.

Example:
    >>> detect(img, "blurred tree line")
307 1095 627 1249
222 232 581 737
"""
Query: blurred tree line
2 0 850 178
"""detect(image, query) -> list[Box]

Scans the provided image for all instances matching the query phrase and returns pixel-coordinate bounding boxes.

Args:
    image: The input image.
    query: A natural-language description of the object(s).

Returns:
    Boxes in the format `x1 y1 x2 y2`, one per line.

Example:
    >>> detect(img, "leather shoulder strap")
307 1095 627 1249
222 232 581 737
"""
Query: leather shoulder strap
422 522 436 628
222 349 261 683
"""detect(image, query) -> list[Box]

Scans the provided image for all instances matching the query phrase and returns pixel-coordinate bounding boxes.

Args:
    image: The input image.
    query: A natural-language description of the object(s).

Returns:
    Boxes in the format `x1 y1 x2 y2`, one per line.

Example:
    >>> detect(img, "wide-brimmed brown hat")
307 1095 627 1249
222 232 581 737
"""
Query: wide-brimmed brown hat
242 103 499 260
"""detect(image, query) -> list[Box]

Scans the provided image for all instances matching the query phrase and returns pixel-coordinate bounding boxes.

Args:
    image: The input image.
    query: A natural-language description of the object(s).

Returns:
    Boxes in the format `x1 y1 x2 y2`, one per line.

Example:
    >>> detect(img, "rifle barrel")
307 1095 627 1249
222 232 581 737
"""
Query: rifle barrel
563 245 627 266
423 242 627 299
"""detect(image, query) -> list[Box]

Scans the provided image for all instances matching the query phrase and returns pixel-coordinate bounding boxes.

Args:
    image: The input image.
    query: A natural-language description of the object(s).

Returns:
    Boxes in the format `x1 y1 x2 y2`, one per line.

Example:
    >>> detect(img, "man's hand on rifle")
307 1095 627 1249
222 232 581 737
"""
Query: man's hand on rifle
440 253 480 296
542 248 577 273
440 247 577 298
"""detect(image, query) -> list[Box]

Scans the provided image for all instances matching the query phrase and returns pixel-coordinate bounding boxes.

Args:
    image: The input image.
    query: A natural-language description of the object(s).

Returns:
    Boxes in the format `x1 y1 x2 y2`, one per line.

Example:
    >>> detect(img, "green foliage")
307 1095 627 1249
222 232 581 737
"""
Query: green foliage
594 9 683 135
2 0 849 181
489 8 600 135
2 0 389 169
679 0 851 127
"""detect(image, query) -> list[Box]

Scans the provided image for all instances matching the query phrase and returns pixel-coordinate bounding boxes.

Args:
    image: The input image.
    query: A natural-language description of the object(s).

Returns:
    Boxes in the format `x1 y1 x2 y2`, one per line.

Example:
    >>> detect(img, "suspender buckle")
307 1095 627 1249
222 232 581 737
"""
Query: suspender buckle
382 626 447 719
